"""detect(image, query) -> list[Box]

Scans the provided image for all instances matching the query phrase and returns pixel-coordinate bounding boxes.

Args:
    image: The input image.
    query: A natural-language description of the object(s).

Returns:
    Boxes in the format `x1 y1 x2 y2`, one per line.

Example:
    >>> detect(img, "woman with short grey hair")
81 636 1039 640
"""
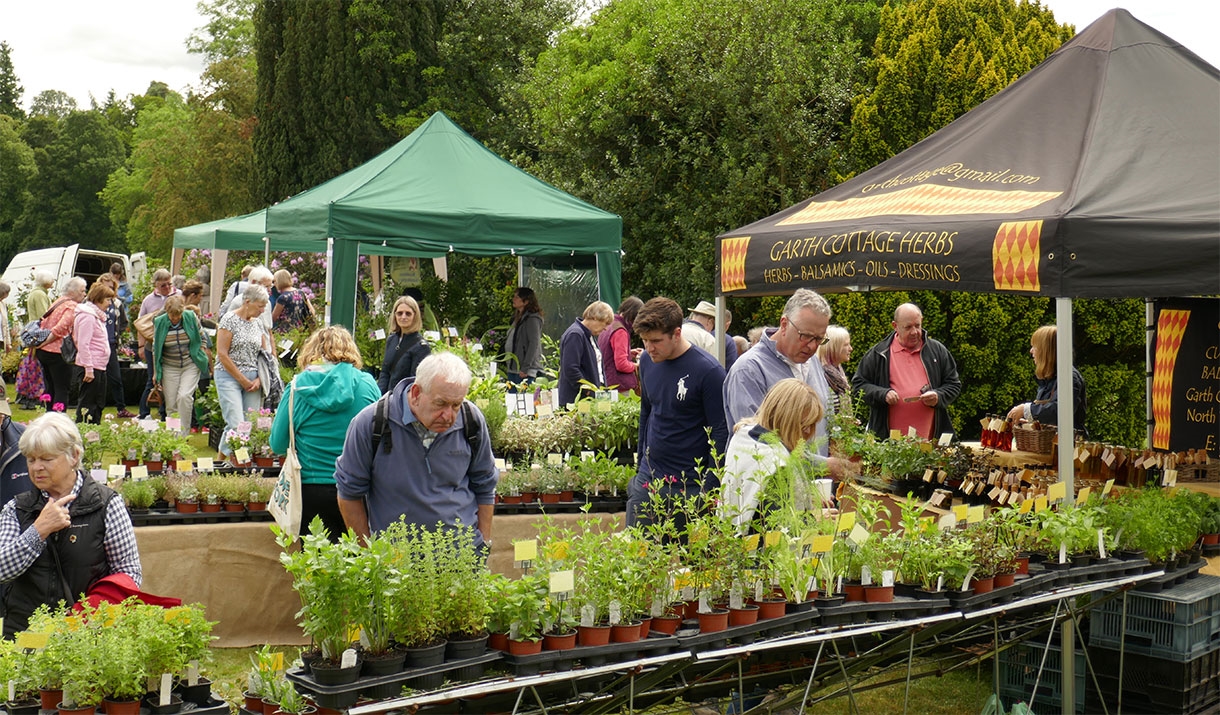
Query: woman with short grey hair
215 284 271 460
0 412 141 637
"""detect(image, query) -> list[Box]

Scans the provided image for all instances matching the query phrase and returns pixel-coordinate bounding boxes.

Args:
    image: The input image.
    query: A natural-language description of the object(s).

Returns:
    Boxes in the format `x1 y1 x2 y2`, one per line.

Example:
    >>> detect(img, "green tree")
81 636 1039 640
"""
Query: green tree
12 110 126 252
0 41 23 119
516 0 877 309
0 114 36 264
28 89 77 120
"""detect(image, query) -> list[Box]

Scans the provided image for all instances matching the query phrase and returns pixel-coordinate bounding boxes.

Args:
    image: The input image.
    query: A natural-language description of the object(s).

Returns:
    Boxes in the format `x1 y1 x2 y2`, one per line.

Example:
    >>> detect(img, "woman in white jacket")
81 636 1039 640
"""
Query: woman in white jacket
719 378 827 533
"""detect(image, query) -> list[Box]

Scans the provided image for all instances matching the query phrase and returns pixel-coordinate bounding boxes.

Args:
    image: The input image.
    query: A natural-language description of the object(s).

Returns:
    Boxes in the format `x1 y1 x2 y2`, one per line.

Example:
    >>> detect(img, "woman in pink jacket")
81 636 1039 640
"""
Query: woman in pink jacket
34 277 86 412
73 282 115 424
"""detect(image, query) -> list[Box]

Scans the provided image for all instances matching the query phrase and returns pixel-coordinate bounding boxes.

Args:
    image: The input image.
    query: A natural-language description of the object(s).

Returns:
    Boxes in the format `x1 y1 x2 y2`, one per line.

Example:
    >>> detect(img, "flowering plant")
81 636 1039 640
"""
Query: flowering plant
246 408 275 455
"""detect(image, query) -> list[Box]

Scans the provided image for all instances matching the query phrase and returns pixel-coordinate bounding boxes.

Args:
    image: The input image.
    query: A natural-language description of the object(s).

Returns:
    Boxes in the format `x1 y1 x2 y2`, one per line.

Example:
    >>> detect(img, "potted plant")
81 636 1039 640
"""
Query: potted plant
246 475 273 511
118 480 156 513
268 679 314 715
193 474 224 513
501 572 548 654
0 638 40 714
436 524 493 658
246 408 277 467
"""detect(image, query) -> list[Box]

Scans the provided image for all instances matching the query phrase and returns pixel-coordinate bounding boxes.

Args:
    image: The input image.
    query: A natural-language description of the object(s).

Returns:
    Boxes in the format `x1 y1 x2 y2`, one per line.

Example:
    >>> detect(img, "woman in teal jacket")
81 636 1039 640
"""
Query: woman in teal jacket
270 326 379 540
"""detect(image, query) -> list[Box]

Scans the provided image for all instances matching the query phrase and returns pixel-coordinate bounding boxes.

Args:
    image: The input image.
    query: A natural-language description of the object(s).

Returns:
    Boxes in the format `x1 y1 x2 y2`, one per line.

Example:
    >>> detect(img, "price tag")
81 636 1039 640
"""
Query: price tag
848 523 870 545
176 460 193 472
908 425 918 438
131 465 149 481
743 534 760 551
764 531 783 548
109 464 126 479
938 432 953 446
513 539 538 562
197 457 214 471
923 468 934 483
549 570 574 593
997 490 1010 505
938 512 957 530
1047 481 1067 502
14 631 48 650
1102 479 1115 496
547 453 563 466
1019 496 1034 513
809 534 834 553
889 429 902 440
979 416 991 430
446 326 459 338
1034 495 1048 513
987 486 1002 501
952 504 968 522
967 505 985 523
494 458 506 471
836 511 856 533
1077 486 1092 503
1165 469 1178 486
424 330 441 342
234 447 250 463
1102 448 1115 467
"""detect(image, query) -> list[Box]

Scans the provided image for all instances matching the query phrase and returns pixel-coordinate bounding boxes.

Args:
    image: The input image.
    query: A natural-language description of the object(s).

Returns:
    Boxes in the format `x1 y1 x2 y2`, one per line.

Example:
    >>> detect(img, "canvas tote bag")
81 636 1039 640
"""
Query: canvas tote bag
269 383 303 537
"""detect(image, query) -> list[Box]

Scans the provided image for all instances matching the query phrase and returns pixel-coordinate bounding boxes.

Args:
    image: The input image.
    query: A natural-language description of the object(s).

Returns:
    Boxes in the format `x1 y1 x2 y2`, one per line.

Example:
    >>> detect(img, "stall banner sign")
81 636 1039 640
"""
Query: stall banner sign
1152 298 1220 458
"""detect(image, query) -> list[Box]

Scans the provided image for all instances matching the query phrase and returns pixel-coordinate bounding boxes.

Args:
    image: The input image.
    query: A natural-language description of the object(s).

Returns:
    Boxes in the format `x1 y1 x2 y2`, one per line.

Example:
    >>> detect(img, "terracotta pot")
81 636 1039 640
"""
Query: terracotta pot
506 638 542 655
520 491 538 502
971 577 995 594
1203 533 1220 546
501 494 524 504
200 502 222 513
41 690 65 711
1016 556 1031 575
559 490 575 502
637 616 653 638
254 456 276 467
611 621 641 643
994 572 1016 588
261 698 279 715
247 501 267 511
102 700 141 715
755 597 787 620
224 502 246 512
144 460 164 472
542 631 577 651
728 604 759 626
57 704 95 715
650 615 682 634
540 492 561 503
697 608 729 633
243 693 263 712
488 631 509 651
577 623 611 647
121 459 140 469
844 581 866 602
863 585 894 603
683 599 701 619
174 500 198 514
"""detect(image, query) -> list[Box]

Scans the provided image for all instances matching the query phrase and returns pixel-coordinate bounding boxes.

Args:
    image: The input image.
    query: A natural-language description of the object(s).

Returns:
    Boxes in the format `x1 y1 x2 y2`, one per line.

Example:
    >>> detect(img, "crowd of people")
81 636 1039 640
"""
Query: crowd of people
0 269 1087 634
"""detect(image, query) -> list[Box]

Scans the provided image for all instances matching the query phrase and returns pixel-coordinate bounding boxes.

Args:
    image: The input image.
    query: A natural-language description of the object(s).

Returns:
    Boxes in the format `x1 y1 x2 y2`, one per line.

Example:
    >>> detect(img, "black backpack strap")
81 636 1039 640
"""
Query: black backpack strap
371 393 392 455
461 401 479 451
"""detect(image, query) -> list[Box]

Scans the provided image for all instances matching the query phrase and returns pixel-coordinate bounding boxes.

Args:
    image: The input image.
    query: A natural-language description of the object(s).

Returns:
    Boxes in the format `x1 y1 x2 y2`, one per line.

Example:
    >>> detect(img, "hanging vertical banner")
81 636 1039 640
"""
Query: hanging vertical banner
1152 298 1220 457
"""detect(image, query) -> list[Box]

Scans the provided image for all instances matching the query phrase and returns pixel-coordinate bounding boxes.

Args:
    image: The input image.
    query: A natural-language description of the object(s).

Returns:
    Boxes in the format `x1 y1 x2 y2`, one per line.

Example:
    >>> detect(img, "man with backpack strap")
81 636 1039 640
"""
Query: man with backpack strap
334 352 498 549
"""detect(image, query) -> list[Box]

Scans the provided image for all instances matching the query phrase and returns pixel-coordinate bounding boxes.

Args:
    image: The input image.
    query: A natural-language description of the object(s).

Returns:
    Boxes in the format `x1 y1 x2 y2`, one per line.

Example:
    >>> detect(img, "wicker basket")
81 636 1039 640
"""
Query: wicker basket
1181 459 1220 483
1013 424 1056 454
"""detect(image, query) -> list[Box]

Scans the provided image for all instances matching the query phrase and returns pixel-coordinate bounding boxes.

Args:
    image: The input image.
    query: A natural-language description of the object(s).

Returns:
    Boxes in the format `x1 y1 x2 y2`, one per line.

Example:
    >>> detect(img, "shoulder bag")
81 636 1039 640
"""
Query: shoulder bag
269 383 303 537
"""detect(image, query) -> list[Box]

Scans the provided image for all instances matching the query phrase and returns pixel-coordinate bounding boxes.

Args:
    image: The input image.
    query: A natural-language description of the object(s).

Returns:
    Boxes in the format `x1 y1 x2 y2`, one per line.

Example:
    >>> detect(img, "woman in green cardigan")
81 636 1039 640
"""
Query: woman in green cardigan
152 295 212 435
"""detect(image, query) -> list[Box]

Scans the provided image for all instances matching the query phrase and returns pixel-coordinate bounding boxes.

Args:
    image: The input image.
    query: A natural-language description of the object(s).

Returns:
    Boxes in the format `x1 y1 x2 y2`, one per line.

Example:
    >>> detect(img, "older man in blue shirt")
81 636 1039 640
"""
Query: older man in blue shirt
723 289 848 481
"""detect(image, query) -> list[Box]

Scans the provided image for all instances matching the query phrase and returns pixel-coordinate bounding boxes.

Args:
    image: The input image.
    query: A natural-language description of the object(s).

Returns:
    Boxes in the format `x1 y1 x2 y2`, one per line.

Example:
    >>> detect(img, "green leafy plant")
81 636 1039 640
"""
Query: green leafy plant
275 517 361 663
118 480 156 509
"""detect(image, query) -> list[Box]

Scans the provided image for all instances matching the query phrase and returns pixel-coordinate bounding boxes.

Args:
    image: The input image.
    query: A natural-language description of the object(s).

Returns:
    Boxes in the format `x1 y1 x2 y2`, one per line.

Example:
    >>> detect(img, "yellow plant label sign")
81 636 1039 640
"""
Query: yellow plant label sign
1019 497 1034 514
108 464 125 479
271 652 284 672
967 505 985 523
1077 487 1092 503
513 539 538 562
130 466 148 481
15 631 48 650
836 511 856 533
743 534 760 552
1047 481 1067 503
234 448 250 463
848 524 870 545
809 534 834 553
547 453 563 466
764 532 783 548
952 504 969 522
889 429 902 440
1034 495 1048 513
549 570 574 593
1102 479 1115 496
176 460 193 472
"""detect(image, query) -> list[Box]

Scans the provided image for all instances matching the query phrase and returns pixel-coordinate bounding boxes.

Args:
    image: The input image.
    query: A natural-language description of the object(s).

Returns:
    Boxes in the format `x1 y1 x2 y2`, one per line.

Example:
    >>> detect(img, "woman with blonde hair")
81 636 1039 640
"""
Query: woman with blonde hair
377 295 431 394
271 326 380 539
719 378 829 532
1006 325 1087 430
271 269 315 331
817 325 854 417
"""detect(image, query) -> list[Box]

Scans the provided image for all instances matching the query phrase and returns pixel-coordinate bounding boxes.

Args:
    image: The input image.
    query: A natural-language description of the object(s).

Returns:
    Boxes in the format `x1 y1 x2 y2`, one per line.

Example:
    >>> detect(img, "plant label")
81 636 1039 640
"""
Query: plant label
651 598 665 617
234 447 250 463
7 682 12 702
549 570 574 594
729 590 743 610
1102 479 1114 496
698 592 710 614
967 505 985 523
1019 497 1034 513
1077 486 1092 503
987 486 1002 501
609 600 622 624
581 450 594 461
952 504 968 522
547 453 563 466
810 534 834 554
494 458 506 471
1047 481 1066 503
890 429 902 440
1034 495 1048 513
754 580 765 600
860 565 872 586
961 567 976 592
907 426 918 438
139 419 159 431
936 575 945 592
509 622 520 640
340 648 358 669
187 660 199 686
836 511 856 533
743 534 760 551
938 432 953 446
764 531 782 548
9 632 45 652
166 417 182 431
1058 543 1068 564
848 524 870 545
197 457 214 471
131 465 149 481
681 586 694 601
108 464 125 479
1098 530 1107 560
513 539 538 562
176 460 193 472
938 512 957 530
581 605 596 628
923 468 934 483
882 570 895 587
159 673 173 706
1165 469 1178 486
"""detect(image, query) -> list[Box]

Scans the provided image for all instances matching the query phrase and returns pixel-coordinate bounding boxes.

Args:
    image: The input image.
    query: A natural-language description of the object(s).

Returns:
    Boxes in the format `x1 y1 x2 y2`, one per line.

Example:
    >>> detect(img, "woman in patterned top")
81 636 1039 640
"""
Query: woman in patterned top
153 296 211 436
215 284 270 458
271 269 315 331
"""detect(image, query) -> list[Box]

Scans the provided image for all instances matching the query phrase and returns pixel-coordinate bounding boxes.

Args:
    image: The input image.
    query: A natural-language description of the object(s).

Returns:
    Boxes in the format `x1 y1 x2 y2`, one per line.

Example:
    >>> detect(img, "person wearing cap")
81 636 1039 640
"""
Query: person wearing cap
683 300 719 357
557 301 614 407
687 300 737 370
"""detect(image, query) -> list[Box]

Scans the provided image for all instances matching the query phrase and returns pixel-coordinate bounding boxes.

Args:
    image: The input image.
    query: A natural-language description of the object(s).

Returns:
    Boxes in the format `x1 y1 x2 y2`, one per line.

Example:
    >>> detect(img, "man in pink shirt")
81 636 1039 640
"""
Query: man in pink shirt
851 303 961 440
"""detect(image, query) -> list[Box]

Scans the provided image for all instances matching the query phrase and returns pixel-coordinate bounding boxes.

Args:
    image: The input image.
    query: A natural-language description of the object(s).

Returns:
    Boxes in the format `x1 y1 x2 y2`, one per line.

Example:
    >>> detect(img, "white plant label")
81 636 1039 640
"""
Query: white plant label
188 659 199 686
806 576 817 595
861 565 873 586
836 575 844 594
882 570 895 587
961 567 977 592
698 591 710 614
340 648 358 669
729 591 743 610
936 575 945 592
580 605 596 628
160 673 173 706
651 598 665 618
8 682 13 702
681 586 694 601
1059 543 1067 565
509 622 520 640
754 580 765 600
1098 530 1107 560
608 600 622 625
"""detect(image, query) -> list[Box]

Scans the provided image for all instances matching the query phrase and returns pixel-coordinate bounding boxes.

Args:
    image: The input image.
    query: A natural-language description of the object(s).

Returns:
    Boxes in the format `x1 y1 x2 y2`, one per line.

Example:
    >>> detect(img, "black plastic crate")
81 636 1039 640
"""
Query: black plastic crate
998 641 1086 714
1091 575 1220 661
1087 643 1220 714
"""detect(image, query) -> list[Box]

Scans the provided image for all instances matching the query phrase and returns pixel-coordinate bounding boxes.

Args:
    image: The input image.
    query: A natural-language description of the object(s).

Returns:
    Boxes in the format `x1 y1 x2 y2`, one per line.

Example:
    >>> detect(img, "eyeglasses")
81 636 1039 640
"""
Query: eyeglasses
790 325 829 346
395 310 413 316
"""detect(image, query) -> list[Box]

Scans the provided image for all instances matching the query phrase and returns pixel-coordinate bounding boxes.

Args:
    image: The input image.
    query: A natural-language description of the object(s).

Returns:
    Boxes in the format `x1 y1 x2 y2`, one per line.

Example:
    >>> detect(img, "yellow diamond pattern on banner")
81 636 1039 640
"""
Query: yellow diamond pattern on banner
992 220 1041 292
720 236 751 292
776 185 1060 225
1152 309 1190 449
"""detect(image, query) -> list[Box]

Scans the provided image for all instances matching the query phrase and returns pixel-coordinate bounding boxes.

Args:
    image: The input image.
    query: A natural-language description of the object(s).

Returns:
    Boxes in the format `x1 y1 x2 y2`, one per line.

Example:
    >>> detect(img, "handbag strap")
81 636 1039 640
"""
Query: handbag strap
288 383 297 453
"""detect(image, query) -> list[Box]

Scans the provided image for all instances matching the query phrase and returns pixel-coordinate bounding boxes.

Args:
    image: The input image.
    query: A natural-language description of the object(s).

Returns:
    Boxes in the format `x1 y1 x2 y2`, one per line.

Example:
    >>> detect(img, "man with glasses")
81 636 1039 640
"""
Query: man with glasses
723 289 847 480
852 302 961 440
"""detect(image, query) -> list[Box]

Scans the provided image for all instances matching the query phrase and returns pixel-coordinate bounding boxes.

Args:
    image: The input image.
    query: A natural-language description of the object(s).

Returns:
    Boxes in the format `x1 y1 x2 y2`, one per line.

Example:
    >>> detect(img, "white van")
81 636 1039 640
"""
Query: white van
1 245 146 310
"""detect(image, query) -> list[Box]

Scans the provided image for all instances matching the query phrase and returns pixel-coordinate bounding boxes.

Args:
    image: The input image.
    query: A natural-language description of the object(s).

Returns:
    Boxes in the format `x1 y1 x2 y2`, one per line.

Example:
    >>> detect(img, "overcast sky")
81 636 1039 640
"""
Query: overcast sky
4 1 1218 112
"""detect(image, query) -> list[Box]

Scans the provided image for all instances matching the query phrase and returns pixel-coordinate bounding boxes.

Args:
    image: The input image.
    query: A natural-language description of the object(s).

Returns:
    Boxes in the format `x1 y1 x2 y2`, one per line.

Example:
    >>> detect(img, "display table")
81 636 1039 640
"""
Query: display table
959 440 1052 468
135 511 622 647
